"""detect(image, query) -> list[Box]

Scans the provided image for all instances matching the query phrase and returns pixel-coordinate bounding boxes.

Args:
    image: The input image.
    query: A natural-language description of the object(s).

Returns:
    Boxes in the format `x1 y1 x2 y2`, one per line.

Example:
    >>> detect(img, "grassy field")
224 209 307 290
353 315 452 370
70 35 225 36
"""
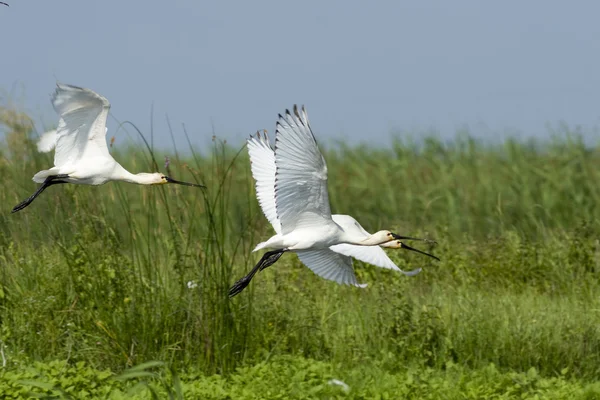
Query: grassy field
1 106 600 398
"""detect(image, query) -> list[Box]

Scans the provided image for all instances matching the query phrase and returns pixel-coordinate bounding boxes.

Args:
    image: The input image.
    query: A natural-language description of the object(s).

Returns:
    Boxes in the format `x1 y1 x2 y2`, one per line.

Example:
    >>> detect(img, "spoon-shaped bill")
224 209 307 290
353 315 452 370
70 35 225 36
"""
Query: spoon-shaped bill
391 233 437 245
165 176 205 188
399 242 440 261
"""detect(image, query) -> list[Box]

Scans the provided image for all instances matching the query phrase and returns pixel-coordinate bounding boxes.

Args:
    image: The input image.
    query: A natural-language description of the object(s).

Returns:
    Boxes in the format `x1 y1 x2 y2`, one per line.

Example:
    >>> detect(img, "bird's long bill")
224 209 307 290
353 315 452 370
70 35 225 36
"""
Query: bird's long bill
399 242 440 261
165 176 205 188
392 233 437 244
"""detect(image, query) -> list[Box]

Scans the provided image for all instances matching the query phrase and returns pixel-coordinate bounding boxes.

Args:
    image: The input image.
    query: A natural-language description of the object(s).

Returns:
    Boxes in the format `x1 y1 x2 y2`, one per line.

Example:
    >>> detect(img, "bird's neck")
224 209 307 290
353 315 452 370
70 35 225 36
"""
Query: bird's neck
114 165 154 185
357 234 386 246
340 231 385 246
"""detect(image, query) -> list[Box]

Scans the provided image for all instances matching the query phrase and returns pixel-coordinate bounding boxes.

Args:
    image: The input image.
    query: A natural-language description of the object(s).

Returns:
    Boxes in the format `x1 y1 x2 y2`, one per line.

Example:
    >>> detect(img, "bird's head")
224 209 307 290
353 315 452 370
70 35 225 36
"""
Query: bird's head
380 239 403 249
374 231 440 261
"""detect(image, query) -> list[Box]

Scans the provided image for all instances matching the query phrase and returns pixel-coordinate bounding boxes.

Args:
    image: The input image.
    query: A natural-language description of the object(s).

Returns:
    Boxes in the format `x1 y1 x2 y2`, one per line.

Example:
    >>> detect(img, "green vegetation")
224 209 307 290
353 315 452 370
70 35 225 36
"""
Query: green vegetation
1 106 600 398
3 357 600 399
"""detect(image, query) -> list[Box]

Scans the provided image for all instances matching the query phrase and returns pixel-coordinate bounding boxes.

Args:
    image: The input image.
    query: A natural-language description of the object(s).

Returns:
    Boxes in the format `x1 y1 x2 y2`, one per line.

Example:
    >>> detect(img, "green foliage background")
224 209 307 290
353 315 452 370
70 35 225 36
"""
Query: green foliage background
1 106 600 398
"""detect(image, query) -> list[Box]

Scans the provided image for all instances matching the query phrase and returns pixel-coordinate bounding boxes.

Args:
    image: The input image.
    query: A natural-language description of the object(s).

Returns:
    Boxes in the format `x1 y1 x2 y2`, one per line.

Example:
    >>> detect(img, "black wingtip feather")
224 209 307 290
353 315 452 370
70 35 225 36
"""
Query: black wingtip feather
293 104 301 119
56 82 85 92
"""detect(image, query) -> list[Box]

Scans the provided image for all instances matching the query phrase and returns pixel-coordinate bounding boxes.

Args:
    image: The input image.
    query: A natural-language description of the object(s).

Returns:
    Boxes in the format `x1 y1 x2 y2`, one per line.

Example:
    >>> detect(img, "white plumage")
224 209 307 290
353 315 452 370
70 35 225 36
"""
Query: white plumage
229 105 438 297
12 83 203 213
37 129 58 153
246 131 422 277
36 126 108 154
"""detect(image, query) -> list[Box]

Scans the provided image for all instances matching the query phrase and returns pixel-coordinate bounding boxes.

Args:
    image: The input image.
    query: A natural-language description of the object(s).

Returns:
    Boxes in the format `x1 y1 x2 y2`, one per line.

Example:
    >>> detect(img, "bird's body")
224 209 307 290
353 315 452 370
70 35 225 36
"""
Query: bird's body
229 106 438 297
34 156 118 186
247 131 421 274
35 159 163 186
253 222 388 251
12 83 202 213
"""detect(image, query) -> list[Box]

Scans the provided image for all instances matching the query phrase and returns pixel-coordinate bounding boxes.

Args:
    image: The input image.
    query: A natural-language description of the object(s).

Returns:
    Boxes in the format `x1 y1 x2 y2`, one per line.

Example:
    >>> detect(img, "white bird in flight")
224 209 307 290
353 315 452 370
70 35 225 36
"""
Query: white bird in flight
229 105 439 297
12 83 204 213
246 131 424 275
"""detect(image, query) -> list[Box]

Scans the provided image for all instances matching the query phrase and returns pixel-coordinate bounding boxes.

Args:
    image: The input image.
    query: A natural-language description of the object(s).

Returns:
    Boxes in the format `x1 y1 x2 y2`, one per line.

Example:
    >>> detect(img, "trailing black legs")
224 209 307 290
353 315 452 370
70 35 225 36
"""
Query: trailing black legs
12 174 69 213
228 249 287 297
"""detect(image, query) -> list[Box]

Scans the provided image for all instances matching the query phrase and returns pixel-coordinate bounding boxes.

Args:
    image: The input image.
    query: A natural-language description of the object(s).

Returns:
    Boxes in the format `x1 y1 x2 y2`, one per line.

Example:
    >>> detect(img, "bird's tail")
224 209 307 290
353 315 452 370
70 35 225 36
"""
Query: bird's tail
252 241 269 252
33 167 60 183
252 235 286 252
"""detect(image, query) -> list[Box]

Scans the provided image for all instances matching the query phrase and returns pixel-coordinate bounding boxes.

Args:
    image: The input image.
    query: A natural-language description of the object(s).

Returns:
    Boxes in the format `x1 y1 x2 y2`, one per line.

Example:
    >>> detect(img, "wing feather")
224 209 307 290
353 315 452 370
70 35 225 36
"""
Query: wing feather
51 83 111 167
329 243 422 276
247 132 282 234
274 105 333 234
296 249 367 287
37 129 57 152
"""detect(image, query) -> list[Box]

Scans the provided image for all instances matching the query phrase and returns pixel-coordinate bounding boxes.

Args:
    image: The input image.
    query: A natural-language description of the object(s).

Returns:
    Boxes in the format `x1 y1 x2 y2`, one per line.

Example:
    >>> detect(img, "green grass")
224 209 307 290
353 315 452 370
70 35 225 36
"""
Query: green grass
3 356 600 399
2 105 600 398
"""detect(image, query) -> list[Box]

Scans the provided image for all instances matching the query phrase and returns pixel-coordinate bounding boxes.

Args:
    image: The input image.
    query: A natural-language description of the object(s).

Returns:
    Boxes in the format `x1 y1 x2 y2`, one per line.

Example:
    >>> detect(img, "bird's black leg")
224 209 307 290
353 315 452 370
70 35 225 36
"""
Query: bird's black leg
228 249 287 298
258 250 286 272
11 174 70 213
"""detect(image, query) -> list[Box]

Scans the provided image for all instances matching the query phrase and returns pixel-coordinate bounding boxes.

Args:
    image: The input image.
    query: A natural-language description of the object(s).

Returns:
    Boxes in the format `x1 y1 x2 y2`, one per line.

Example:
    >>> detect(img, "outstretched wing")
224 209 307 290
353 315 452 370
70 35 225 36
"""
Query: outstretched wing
329 243 422 276
274 105 333 235
296 249 367 287
330 214 421 276
247 132 282 234
37 126 108 154
51 83 111 167
37 129 57 152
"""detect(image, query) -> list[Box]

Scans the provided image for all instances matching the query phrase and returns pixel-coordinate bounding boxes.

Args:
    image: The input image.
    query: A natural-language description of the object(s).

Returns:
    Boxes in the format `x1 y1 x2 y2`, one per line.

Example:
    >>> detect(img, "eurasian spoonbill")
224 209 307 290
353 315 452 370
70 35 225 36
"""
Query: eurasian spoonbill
229 106 439 297
12 83 204 213
246 130 424 276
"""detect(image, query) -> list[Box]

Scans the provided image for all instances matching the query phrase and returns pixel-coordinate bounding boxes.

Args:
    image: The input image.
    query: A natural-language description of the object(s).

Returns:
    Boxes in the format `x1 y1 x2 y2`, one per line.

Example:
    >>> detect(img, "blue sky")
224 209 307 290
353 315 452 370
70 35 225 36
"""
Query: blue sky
2 1 600 149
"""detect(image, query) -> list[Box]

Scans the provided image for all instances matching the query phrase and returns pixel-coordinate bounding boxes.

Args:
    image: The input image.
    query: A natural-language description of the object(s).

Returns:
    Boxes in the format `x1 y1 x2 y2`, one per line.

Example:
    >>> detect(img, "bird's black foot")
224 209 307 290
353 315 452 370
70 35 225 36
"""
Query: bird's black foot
229 276 251 298
12 199 33 213
228 249 288 298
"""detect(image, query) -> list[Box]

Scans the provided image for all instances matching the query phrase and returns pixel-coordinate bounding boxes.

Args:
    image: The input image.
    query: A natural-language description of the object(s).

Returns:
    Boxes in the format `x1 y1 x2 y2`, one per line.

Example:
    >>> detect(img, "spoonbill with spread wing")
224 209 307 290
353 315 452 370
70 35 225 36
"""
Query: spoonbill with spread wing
247 131 425 275
12 83 204 213
229 106 439 297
